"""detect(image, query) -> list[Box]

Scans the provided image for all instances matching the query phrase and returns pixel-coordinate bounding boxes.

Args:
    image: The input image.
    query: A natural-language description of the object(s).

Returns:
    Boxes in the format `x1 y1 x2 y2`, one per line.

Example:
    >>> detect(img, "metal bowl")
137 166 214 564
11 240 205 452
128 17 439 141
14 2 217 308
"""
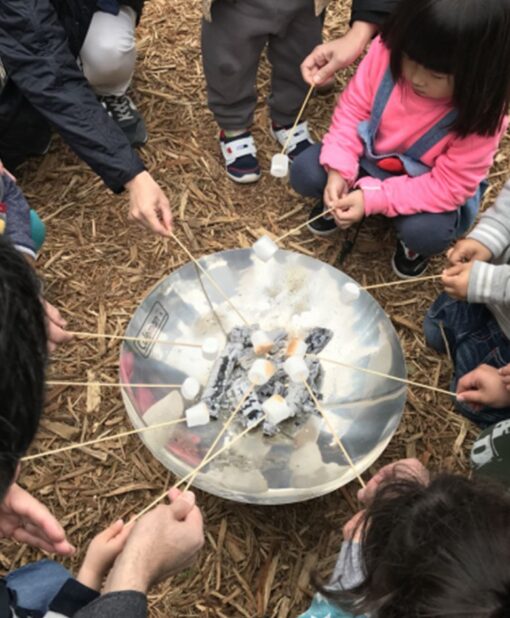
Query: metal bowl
120 248 407 505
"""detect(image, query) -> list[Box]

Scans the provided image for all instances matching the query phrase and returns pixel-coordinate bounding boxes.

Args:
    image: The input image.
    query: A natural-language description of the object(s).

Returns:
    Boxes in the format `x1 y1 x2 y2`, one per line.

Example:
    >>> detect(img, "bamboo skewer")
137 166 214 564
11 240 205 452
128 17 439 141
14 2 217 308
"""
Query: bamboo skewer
363 274 442 290
46 380 181 389
171 232 250 327
318 356 456 398
67 331 201 348
280 84 315 155
22 417 186 462
130 414 265 524
304 382 366 489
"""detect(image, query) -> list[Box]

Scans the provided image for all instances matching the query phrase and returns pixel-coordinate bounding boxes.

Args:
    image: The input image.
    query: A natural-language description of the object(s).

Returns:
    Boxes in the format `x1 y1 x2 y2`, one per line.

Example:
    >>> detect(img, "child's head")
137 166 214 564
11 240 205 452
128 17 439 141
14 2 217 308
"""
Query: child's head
324 473 510 617
382 0 510 137
0 238 47 498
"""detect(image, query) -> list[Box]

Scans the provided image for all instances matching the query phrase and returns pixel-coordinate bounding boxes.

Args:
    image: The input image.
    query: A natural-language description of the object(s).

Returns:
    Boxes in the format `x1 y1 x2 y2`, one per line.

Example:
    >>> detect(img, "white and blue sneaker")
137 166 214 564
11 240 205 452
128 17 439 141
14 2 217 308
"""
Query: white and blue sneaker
220 130 261 183
271 120 314 161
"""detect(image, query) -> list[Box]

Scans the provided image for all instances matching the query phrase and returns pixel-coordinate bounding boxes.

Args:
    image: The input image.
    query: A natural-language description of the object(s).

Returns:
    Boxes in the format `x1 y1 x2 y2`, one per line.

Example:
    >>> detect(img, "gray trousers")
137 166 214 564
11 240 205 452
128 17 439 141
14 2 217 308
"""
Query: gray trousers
201 0 322 130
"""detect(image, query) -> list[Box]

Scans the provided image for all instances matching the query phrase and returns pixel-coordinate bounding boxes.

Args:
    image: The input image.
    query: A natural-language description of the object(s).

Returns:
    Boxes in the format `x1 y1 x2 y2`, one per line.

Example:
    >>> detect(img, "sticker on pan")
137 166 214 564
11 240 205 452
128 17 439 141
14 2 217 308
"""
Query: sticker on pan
134 301 169 358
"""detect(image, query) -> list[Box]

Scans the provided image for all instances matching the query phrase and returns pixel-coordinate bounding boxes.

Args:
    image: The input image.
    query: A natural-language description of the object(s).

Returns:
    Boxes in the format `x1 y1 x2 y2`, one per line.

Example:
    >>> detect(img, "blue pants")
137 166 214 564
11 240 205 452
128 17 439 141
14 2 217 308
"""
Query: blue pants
290 144 461 257
424 293 510 426
5 559 71 614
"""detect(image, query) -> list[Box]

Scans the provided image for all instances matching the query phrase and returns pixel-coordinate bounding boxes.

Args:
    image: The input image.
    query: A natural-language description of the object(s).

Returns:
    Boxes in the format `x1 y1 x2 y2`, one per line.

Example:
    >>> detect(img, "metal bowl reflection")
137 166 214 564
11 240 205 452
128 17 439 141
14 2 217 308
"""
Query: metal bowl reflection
120 249 406 504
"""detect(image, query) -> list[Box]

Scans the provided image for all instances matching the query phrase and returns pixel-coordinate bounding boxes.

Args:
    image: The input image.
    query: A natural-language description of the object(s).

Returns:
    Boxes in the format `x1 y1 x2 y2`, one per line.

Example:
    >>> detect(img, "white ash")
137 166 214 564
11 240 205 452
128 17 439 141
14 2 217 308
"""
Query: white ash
200 325 332 435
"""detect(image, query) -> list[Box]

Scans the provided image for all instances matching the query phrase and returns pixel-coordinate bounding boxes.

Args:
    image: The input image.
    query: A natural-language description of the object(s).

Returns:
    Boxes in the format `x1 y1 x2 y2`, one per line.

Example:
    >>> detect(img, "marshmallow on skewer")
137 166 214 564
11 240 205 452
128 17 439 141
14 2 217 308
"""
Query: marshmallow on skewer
262 395 292 425
283 356 309 383
248 359 276 385
185 402 210 428
202 337 220 360
343 282 361 303
270 153 289 178
251 330 274 355
253 235 279 262
286 337 307 358
181 377 200 402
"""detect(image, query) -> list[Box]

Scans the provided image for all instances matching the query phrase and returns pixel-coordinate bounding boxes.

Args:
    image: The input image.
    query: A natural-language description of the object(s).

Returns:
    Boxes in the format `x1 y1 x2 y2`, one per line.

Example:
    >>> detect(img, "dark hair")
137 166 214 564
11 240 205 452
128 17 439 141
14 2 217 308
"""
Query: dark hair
321 474 510 617
382 0 510 137
0 237 47 498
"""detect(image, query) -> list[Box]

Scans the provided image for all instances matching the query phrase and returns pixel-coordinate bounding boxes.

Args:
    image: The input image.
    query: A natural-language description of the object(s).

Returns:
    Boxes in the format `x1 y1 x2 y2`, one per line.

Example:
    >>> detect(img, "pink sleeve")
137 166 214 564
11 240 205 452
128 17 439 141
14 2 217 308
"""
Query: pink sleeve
319 38 386 186
357 123 507 218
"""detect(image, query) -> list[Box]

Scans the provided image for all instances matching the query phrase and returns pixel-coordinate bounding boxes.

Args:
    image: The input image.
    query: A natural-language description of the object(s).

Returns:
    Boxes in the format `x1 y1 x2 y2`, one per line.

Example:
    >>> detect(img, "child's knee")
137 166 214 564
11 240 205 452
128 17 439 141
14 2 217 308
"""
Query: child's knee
396 213 458 256
289 144 325 197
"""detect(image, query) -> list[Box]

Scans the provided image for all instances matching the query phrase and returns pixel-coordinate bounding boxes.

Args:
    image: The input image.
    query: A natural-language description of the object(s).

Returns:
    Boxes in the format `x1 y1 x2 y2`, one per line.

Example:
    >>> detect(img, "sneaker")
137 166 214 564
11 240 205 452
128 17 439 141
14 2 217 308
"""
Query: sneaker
99 94 148 148
220 131 261 183
392 240 429 279
271 121 314 161
307 200 337 236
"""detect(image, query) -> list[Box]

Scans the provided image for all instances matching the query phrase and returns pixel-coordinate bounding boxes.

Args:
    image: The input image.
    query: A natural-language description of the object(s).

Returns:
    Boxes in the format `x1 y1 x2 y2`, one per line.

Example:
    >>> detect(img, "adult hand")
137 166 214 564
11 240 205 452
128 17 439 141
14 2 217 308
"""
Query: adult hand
104 488 203 594
447 238 492 265
457 364 510 411
332 190 364 229
323 170 347 214
0 484 75 555
43 300 73 352
301 21 378 86
442 262 472 300
357 458 429 505
126 171 173 237
499 364 510 391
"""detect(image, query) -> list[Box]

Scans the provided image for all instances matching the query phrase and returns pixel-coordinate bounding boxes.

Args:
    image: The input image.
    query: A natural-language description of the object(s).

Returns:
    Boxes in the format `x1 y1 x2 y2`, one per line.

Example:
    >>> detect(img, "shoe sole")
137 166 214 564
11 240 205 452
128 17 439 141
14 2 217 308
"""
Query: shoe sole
306 222 338 237
226 170 261 184
391 254 429 280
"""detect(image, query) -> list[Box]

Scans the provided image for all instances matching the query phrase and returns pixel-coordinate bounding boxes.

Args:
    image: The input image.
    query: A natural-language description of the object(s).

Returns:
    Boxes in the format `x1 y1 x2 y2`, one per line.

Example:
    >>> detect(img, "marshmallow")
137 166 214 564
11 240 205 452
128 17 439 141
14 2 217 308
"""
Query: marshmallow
248 359 276 385
251 330 274 355
201 337 220 360
283 356 309 383
270 153 289 178
253 235 279 262
262 394 292 425
343 282 361 303
185 402 210 428
286 338 307 358
181 377 200 401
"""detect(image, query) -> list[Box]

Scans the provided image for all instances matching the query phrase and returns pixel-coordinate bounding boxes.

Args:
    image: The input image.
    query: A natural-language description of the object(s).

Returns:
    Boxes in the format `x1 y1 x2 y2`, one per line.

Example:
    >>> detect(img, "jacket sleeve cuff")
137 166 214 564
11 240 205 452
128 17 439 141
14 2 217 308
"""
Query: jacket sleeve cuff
468 221 507 260
355 177 388 215
319 148 359 187
351 10 388 25
110 158 146 194
74 591 147 618
49 578 100 616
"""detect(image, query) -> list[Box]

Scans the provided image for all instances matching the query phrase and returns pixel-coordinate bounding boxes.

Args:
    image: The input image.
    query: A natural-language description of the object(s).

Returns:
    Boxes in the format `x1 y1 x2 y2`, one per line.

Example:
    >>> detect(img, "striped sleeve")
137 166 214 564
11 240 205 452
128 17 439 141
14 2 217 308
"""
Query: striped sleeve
468 180 510 259
467 261 510 306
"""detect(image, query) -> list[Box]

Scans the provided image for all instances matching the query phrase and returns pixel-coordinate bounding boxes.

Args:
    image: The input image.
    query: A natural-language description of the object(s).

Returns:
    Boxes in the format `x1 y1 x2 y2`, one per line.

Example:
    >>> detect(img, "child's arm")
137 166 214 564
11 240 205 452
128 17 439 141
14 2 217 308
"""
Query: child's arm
319 37 386 188
442 261 510 308
468 178 510 260
356 127 507 218
78 519 132 591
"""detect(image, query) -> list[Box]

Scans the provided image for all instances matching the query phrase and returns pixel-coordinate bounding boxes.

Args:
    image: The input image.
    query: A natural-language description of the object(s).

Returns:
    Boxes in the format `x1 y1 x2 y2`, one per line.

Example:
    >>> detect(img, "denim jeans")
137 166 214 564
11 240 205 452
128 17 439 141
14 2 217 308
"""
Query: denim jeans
290 143 462 257
424 293 510 426
5 559 71 614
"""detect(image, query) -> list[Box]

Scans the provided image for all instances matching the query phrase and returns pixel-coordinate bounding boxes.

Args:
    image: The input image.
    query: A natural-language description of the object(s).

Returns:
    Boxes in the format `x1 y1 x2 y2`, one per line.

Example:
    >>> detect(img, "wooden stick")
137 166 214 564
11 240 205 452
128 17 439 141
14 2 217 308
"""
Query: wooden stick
304 382 366 489
363 274 442 290
171 232 250 327
181 385 255 492
22 417 186 462
129 414 265 524
46 380 181 389
318 356 456 397
67 331 201 348
276 204 336 243
280 84 315 155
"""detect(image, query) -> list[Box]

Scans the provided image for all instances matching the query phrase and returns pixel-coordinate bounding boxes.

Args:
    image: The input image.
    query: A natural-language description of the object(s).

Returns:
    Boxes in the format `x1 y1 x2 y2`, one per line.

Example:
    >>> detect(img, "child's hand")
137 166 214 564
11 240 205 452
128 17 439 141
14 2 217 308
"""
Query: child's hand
78 519 132 591
447 238 492 265
331 190 364 229
324 171 348 213
442 262 472 300
457 364 510 410
499 364 510 392
43 299 73 353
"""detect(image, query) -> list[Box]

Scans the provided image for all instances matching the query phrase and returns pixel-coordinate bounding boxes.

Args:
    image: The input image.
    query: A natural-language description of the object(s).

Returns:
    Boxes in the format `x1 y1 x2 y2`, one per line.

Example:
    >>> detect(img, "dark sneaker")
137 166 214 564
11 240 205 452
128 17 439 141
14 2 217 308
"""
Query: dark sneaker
471 419 510 488
392 240 429 279
307 200 337 236
220 131 261 183
272 121 314 161
99 94 148 148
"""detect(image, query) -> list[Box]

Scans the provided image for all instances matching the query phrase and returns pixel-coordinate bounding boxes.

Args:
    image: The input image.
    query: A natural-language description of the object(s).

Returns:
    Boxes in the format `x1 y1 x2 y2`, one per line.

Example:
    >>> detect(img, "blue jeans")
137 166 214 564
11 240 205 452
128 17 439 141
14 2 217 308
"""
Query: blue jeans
290 144 461 257
424 293 510 426
5 559 71 614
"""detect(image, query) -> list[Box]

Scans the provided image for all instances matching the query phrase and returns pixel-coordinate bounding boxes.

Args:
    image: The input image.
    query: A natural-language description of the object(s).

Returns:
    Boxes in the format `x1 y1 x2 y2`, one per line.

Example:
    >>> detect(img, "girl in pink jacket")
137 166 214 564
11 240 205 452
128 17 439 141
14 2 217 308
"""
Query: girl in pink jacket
290 0 510 278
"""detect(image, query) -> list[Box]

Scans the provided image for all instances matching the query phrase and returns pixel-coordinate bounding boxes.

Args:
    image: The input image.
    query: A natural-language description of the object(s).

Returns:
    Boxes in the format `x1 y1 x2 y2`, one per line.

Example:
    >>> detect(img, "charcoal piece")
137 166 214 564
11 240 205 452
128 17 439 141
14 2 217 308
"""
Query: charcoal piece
202 344 243 417
305 327 333 354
